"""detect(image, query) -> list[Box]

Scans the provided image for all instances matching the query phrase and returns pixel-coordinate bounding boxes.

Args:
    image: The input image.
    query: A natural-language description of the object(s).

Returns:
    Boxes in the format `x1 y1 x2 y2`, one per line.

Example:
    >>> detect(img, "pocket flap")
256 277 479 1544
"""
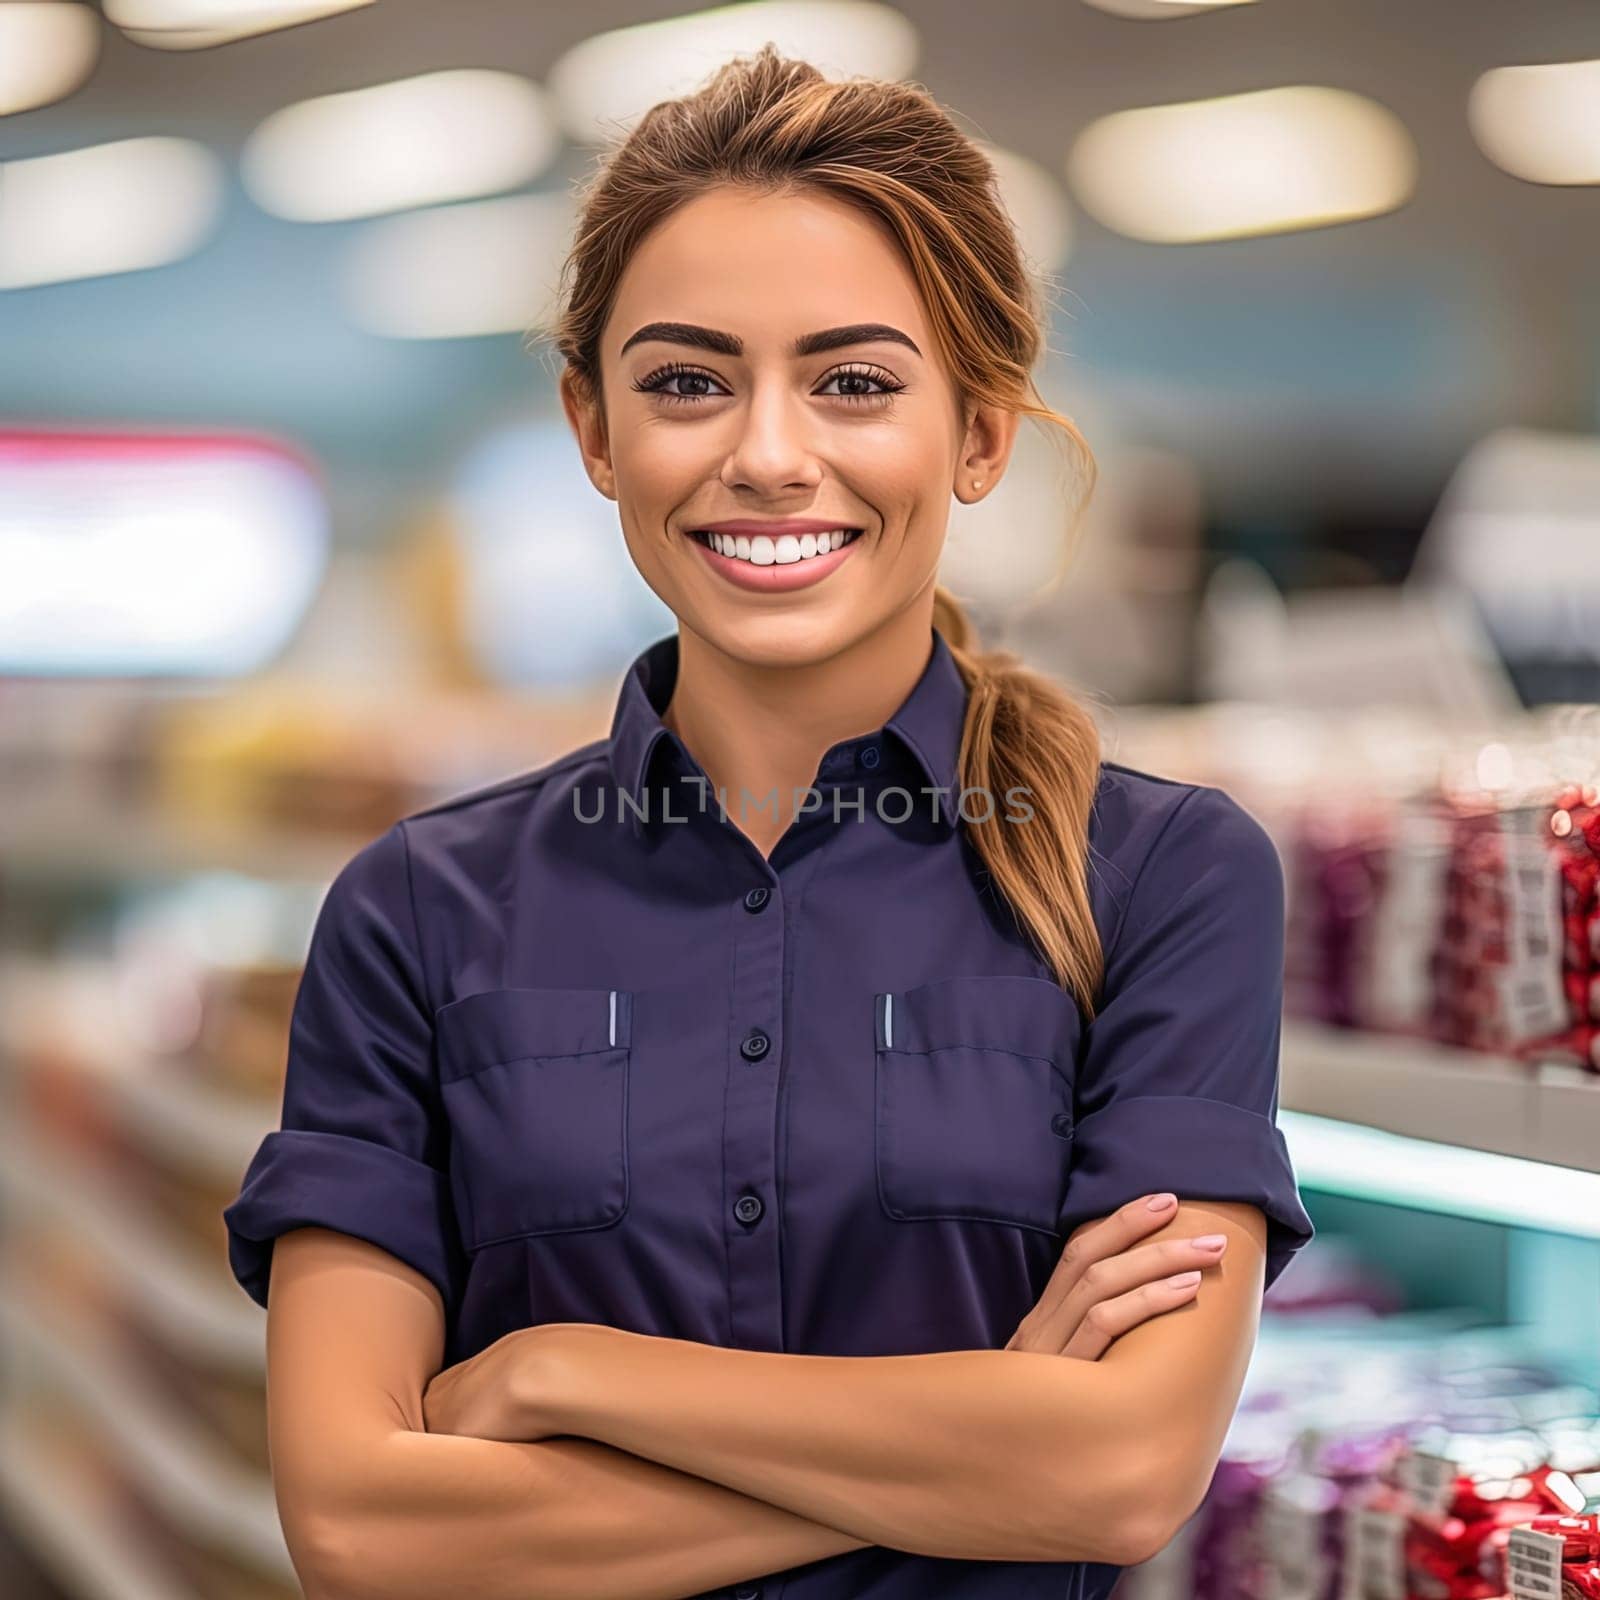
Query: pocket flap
435 986 632 1083
876 975 1079 1067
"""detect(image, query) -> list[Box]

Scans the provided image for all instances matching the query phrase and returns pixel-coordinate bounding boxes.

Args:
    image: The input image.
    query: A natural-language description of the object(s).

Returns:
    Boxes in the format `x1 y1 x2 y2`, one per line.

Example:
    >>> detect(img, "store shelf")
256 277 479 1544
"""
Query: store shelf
102 1052 274 1189
0 790 368 883
0 1282 291 1582
1280 1109 1600 1239
0 1125 264 1372
0 1412 196 1600
1280 1017 1600 1172
1280 1019 1600 1237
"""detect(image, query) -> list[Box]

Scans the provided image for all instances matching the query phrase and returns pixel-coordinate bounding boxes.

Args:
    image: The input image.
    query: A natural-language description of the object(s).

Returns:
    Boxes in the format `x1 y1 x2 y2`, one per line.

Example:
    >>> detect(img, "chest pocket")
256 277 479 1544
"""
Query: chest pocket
435 986 631 1250
874 974 1079 1236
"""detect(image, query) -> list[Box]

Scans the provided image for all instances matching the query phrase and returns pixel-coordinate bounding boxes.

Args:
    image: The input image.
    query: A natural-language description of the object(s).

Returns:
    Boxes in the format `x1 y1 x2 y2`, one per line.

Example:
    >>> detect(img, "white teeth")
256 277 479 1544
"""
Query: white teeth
700 528 857 565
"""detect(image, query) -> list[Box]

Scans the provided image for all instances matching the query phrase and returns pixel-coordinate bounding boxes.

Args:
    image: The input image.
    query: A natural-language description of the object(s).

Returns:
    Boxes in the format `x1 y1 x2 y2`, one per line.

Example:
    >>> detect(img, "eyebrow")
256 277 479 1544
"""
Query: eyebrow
618 321 923 360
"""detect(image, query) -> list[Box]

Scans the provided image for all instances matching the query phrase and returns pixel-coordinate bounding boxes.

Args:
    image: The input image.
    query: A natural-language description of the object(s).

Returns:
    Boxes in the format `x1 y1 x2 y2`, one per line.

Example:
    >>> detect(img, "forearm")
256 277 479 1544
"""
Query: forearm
541 1325 1145 1564
310 1428 871 1600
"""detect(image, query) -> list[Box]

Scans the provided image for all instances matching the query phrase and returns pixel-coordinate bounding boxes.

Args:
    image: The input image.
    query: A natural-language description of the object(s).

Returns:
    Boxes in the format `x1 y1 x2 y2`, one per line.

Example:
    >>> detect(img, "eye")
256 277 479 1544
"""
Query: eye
632 362 728 405
817 364 906 406
631 361 907 408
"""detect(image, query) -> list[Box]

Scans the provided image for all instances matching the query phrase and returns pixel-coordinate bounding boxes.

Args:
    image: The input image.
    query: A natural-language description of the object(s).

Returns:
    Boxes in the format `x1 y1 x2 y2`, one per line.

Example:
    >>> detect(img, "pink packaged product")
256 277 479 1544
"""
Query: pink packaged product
1283 807 1390 1032
1428 802 1572 1058
1533 784 1600 1072
1281 779 1600 1067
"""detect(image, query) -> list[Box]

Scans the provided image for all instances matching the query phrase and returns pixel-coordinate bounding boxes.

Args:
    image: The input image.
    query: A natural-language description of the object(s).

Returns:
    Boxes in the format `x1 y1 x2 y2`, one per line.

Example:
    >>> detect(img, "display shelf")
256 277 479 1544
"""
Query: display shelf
1279 1109 1600 1239
0 1124 264 1372
0 790 370 883
1280 1017 1600 1172
0 1411 194 1600
0 1281 291 1582
101 1052 274 1189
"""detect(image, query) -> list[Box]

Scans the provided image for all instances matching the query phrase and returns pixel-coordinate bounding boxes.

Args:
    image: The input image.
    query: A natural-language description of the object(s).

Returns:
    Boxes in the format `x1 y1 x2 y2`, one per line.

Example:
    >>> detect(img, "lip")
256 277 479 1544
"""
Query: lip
693 518 860 537
688 523 863 594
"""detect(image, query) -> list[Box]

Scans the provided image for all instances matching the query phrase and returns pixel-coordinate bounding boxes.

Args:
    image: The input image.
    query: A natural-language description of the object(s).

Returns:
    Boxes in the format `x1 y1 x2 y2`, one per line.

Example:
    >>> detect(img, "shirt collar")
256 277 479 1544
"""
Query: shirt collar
607 626 967 836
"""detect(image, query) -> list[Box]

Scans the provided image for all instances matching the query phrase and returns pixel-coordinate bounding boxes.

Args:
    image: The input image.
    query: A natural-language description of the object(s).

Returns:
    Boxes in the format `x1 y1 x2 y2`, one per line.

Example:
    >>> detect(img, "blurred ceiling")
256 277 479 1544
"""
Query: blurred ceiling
3 0 1599 539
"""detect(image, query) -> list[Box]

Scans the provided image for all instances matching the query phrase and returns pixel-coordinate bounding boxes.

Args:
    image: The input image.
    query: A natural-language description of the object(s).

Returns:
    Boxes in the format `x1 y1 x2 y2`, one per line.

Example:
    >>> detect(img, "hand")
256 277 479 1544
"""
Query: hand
423 1324 556 1442
1004 1193 1227 1359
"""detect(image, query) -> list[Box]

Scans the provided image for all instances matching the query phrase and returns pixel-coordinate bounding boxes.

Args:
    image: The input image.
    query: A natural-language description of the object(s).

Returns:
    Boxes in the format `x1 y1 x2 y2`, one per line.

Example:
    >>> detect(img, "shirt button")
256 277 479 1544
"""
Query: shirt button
740 1030 770 1062
743 886 770 913
734 1194 764 1224
859 744 880 769
1050 1112 1073 1137
734 1588 763 1600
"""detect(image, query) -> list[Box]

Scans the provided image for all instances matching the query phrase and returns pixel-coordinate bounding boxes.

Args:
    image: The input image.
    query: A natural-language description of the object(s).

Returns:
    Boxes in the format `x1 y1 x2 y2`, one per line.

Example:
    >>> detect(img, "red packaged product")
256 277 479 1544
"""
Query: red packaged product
1403 1448 1581 1599
1504 1513 1600 1599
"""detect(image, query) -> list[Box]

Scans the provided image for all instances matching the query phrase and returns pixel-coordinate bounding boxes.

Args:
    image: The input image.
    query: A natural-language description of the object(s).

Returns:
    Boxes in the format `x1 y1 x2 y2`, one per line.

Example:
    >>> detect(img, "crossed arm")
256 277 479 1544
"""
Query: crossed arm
266 1200 1267 1600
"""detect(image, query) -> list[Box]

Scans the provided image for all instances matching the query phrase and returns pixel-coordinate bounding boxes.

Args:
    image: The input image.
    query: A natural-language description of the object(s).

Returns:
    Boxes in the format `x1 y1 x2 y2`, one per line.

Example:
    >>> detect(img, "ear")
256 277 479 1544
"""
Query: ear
560 366 618 503
955 401 1020 504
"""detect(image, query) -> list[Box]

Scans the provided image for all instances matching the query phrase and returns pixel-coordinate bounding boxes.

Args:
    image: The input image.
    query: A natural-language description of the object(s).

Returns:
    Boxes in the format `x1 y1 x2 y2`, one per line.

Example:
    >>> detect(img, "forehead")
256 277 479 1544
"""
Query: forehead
605 186 929 358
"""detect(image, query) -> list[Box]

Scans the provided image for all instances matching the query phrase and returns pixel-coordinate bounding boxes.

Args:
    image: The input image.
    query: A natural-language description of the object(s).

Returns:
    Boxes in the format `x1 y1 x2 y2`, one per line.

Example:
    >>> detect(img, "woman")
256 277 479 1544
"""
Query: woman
223 45 1314 1600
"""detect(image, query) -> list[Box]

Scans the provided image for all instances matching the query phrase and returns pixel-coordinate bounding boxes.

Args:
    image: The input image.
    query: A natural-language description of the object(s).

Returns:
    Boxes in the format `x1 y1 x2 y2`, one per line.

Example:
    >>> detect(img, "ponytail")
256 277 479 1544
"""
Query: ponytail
932 585 1106 1020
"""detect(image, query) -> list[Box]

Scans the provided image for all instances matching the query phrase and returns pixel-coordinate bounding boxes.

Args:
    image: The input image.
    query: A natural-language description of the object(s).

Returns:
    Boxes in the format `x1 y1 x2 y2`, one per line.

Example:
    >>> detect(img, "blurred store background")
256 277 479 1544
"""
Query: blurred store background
4 2 1600 1598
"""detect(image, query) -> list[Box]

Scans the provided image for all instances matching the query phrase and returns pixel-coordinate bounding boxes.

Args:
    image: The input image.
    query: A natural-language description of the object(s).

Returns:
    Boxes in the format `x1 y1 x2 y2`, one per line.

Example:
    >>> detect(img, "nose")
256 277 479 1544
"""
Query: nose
720 379 824 496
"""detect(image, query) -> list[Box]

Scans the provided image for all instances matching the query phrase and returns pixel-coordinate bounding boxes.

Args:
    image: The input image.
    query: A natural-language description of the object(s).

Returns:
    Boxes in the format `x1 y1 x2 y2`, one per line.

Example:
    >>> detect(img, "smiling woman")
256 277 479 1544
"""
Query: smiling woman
224 41 1314 1600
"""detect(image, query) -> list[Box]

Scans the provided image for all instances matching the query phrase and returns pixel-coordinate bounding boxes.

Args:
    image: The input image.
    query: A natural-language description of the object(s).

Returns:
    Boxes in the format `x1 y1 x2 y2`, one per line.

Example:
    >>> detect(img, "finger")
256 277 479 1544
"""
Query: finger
1026 1219 1221 1352
1060 1232 1226 1339
1022 1193 1181 1334
1060 1272 1203 1361
1022 1231 1227 1351
1064 1192 1180 1259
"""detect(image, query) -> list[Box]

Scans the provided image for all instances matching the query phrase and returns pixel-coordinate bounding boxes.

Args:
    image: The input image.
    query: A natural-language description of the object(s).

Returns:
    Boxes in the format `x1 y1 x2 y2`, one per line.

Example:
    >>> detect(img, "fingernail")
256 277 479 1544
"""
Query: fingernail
1147 1193 1176 1211
1193 1234 1227 1250
1167 1271 1201 1288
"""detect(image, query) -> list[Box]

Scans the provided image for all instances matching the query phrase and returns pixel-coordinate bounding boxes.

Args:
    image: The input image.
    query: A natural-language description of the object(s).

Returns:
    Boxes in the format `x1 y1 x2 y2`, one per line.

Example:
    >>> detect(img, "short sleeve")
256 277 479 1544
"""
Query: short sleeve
1058 785 1315 1293
222 821 466 1313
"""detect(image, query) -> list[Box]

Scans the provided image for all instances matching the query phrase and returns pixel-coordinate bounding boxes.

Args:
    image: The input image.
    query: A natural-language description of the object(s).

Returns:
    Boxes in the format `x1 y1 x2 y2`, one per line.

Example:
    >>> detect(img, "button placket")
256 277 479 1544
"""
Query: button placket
720 858 804 1353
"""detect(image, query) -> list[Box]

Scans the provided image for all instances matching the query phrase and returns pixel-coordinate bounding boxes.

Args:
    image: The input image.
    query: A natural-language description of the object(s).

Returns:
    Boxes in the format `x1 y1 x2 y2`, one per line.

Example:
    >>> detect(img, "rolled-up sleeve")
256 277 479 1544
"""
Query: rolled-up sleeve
1059 785 1315 1293
222 820 465 1312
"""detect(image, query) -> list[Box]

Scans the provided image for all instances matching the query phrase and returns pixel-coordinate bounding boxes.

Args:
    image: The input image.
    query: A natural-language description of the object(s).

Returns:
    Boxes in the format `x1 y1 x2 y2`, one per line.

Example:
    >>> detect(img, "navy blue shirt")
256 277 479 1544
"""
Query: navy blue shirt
224 623 1314 1600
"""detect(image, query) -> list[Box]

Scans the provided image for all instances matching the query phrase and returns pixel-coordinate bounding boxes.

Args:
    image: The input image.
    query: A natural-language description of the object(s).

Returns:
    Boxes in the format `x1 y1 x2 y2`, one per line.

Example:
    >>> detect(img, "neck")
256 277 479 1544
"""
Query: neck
662 606 936 854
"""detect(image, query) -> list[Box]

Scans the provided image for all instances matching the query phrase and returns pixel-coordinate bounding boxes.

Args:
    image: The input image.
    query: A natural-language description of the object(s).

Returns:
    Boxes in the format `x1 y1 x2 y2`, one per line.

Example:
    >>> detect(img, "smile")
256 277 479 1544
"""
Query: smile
690 527 863 566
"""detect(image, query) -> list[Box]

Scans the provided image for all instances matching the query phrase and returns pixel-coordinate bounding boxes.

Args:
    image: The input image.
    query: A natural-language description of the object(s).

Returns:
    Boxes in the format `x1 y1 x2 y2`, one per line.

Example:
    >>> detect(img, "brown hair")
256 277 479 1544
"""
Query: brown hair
545 44 1107 1018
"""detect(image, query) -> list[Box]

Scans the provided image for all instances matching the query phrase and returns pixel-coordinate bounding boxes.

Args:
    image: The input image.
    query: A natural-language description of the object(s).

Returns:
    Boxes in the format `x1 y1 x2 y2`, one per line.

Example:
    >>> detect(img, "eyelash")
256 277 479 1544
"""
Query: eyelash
632 361 907 408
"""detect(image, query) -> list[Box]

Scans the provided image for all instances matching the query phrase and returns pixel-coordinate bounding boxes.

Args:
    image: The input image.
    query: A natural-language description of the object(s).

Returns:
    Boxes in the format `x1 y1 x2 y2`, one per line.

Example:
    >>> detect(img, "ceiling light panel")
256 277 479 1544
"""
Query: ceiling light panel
547 0 917 144
105 0 373 48
242 69 558 222
1082 0 1256 17
0 136 224 290
0 3 100 115
1469 58 1600 185
341 190 576 339
1066 85 1417 243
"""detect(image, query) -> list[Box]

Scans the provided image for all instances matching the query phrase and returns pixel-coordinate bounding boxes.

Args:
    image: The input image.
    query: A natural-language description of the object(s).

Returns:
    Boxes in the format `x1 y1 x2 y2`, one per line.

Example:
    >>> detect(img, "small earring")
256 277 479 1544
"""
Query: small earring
971 478 982 489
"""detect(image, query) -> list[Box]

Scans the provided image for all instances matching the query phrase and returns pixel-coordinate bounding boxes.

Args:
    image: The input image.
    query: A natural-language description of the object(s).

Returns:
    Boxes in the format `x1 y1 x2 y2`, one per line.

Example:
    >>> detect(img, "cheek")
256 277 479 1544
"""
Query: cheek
843 402 953 496
851 430 949 537
612 422 710 512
